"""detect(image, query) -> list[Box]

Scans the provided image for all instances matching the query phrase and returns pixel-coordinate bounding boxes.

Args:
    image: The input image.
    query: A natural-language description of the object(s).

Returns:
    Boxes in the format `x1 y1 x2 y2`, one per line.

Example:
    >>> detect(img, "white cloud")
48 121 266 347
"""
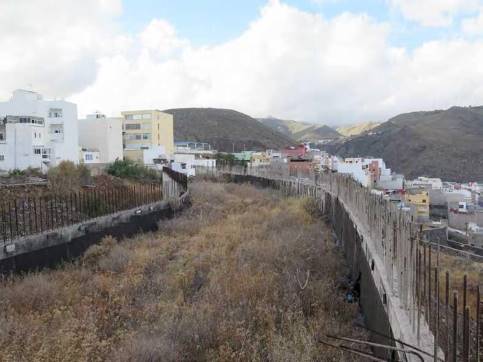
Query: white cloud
2 0 483 124
389 0 480 27
0 0 122 99
462 8 483 34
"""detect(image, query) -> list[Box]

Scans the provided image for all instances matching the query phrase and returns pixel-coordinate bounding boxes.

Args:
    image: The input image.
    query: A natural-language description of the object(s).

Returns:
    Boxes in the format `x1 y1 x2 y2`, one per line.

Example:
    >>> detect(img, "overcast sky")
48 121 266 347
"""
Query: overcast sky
1 0 483 125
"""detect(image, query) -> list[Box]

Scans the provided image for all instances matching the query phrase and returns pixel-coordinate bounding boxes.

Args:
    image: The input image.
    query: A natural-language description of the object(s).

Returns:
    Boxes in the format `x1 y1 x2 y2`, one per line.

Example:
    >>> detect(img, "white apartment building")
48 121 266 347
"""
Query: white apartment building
406 177 443 190
78 112 123 164
336 157 403 190
0 90 79 171
0 115 48 171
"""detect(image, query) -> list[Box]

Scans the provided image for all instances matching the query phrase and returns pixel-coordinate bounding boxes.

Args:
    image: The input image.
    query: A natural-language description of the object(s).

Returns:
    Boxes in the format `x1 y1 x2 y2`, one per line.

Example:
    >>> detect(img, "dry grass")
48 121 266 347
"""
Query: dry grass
0 181 366 361
435 252 481 319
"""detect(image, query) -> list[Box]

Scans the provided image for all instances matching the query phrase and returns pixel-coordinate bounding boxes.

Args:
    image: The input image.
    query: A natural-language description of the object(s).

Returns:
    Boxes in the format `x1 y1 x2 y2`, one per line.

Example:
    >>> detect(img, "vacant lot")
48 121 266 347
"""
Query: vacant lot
0 181 366 361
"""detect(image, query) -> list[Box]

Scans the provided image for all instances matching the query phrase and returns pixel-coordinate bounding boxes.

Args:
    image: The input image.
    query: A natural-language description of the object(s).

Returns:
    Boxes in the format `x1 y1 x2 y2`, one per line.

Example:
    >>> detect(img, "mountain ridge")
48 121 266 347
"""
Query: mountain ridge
164 108 294 152
329 106 483 182
258 117 341 142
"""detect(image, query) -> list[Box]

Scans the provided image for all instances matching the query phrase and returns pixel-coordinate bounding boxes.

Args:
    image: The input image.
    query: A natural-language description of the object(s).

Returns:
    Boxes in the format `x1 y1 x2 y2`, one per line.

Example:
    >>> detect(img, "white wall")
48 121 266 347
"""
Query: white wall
143 145 166 165
0 123 47 171
79 115 123 163
337 162 370 186
0 90 79 169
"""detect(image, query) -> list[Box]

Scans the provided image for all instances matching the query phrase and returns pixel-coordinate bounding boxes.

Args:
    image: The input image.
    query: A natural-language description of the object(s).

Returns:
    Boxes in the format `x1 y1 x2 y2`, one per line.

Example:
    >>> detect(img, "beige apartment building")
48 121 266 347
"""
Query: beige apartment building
121 110 174 164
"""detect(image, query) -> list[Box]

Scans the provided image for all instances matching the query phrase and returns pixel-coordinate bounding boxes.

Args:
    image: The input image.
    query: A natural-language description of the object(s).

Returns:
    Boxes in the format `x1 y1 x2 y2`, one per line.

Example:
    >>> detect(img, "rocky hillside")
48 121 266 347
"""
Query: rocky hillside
337 122 380 137
331 106 483 182
165 108 294 152
258 117 341 142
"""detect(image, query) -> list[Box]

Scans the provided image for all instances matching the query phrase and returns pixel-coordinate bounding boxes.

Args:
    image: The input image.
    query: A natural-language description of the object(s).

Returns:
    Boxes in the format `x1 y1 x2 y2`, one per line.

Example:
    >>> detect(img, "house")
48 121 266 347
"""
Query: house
405 190 430 223
0 89 79 171
121 110 174 165
406 177 443 190
172 141 217 176
266 149 282 160
251 152 271 166
78 112 123 164
336 157 403 190
282 144 307 160
79 148 101 164
233 151 253 162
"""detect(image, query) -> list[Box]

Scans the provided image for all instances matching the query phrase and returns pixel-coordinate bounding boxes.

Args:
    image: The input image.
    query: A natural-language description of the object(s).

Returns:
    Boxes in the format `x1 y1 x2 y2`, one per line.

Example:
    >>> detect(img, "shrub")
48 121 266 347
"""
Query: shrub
8 169 25 177
47 161 92 194
106 159 160 182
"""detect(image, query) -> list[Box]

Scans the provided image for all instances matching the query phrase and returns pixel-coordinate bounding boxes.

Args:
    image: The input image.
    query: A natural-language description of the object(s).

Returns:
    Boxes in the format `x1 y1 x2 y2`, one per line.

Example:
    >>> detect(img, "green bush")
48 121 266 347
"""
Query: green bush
8 169 26 177
106 159 160 181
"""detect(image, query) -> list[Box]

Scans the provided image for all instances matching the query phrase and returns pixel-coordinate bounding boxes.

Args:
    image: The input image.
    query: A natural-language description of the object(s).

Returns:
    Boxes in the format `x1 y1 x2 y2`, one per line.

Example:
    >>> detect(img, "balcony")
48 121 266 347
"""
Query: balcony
49 133 64 142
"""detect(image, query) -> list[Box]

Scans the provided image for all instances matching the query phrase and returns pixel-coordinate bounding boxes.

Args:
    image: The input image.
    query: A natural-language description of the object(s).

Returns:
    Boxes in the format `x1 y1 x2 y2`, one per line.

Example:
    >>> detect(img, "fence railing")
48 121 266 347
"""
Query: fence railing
0 183 163 245
198 164 482 362
1 168 189 245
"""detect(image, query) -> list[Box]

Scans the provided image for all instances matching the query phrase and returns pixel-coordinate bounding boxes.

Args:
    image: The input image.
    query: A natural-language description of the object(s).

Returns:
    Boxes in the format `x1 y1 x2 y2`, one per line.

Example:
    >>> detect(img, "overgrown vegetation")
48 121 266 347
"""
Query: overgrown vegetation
0 181 366 361
47 161 92 194
106 159 160 182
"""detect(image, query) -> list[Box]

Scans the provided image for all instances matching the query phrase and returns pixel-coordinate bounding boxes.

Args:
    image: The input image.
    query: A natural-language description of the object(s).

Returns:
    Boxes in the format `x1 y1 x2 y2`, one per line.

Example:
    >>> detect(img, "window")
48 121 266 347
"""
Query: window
0 155 4 161
125 123 141 130
125 115 133 120
142 114 151 119
143 134 150 140
85 154 93 161
34 148 41 155
0 133 4 141
49 108 63 118
133 114 143 120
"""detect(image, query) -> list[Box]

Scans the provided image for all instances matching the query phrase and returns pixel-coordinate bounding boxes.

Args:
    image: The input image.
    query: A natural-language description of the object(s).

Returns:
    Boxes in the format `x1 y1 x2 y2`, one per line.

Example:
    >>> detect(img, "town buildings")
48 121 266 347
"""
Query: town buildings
335 157 403 190
121 110 174 165
404 190 430 223
172 141 217 176
78 112 123 164
0 89 79 171
282 144 307 160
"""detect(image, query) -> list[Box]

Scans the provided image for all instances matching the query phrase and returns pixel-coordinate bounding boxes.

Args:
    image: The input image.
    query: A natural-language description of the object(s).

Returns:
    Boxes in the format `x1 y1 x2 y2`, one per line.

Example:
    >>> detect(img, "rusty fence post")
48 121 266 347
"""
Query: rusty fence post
453 291 458 362
445 271 450 360
476 285 480 362
462 306 469 362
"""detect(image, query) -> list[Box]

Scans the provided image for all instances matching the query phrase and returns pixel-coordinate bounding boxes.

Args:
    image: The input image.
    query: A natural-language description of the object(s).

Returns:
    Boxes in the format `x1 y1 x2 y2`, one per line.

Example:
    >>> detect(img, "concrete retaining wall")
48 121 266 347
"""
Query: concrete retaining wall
0 193 190 274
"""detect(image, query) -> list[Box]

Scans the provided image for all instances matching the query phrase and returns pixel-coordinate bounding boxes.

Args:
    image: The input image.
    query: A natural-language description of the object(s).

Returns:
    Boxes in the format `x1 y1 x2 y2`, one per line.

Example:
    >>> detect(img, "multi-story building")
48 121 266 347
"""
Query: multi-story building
78 112 123 164
121 110 174 165
406 177 443 190
335 157 403 190
405 190 430 223
0 115 49 171
0 89 79 171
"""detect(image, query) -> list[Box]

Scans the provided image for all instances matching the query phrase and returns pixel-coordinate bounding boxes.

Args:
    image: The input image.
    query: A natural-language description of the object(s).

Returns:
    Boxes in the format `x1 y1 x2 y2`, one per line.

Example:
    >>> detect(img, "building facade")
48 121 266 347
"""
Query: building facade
121 110 174 165
0 90 79 171
78 112 123 164
405 191 430 223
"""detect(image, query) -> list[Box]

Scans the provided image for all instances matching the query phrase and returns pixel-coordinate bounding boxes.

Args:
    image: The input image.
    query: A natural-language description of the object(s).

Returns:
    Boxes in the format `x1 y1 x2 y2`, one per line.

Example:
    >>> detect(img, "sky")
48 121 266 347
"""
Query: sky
1 0 483 125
